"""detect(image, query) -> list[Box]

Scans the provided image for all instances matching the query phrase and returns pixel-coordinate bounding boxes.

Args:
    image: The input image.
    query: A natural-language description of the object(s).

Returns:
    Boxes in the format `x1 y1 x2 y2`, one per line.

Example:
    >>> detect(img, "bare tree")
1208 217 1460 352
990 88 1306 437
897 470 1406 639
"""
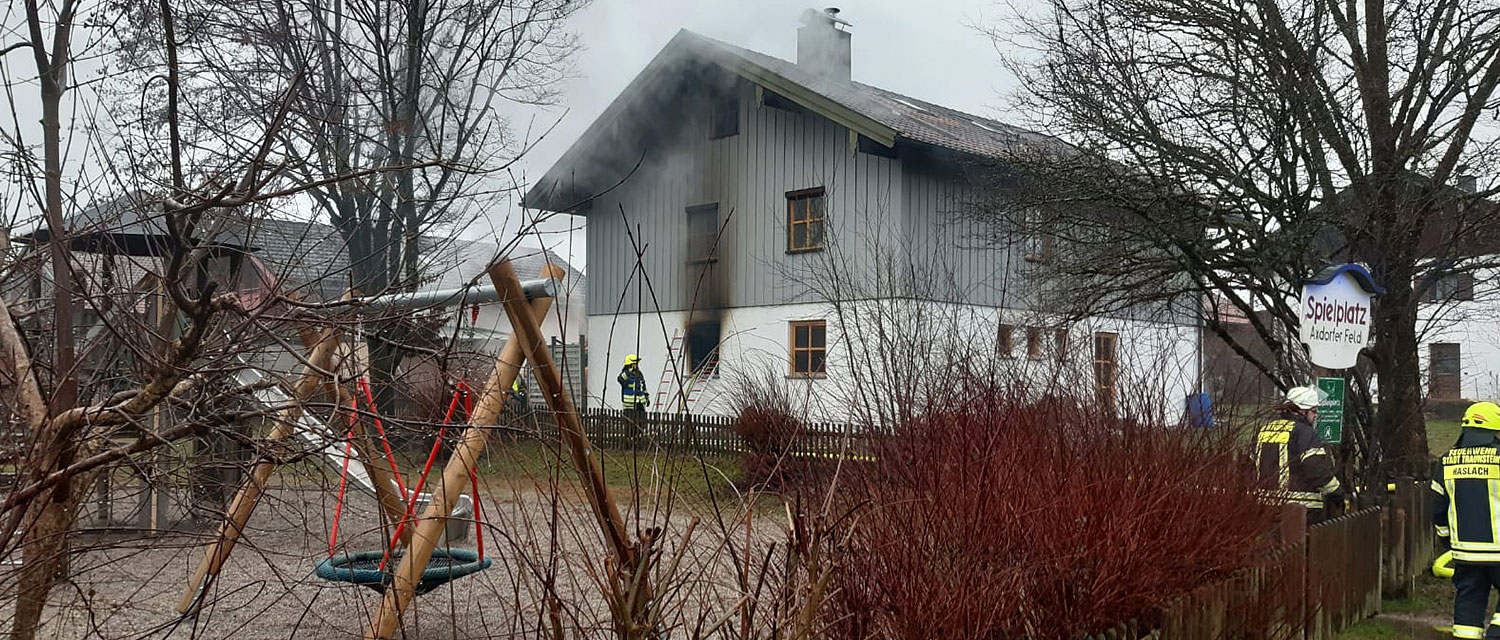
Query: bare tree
981 0 1500 479
115 0 590 410
0 0 499 634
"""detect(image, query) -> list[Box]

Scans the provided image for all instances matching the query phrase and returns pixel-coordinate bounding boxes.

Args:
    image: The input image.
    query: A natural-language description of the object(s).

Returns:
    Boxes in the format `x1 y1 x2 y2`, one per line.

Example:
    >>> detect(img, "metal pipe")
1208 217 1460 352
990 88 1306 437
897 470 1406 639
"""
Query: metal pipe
348 278 557 312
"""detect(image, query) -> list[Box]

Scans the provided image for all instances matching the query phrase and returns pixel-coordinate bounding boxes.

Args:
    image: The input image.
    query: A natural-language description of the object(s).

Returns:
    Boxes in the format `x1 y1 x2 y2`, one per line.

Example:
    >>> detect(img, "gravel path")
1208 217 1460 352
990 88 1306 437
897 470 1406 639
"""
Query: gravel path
3 479 754 640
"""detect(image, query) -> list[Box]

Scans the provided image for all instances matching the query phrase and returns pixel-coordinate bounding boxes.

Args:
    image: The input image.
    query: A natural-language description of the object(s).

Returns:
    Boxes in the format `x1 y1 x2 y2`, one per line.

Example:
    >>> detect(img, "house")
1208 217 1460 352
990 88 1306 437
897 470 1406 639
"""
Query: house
1196 172 1500 411
1406 175 1500 404
523 11 1201 420
236 217 587 352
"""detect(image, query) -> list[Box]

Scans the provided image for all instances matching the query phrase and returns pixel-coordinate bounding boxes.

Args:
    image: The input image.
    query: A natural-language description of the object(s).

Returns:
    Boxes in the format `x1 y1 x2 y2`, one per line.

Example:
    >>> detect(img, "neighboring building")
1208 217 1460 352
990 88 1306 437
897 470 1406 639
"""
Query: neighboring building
1198 172 1500 409
239 218 587 351
5 194 588 406
1417 267 1500 402
523 12 1200 420
1199 297 1281 409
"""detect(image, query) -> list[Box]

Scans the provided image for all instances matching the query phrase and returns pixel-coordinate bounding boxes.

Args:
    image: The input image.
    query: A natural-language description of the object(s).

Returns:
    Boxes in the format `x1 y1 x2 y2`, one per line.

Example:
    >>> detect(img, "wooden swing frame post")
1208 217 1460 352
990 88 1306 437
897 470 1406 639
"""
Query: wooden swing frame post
366 262 563 640
177 327 344 613
336 337 413 542
298 325 413 537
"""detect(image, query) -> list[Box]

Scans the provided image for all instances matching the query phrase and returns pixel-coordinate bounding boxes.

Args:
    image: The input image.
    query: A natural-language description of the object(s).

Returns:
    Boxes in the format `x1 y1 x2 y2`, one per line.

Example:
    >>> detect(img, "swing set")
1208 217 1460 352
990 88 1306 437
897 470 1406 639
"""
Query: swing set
177 260 572 639
316 378 490 594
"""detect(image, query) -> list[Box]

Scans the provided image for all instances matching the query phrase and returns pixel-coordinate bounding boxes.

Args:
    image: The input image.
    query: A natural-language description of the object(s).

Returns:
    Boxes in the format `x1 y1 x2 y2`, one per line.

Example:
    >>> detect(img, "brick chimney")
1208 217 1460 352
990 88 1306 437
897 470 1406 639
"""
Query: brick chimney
797 8 851 82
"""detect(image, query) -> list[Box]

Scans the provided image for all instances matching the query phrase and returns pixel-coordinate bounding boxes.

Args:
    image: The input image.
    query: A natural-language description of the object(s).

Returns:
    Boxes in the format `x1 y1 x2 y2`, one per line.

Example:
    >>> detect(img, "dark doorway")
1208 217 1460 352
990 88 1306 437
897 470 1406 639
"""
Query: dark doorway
686 319 722 377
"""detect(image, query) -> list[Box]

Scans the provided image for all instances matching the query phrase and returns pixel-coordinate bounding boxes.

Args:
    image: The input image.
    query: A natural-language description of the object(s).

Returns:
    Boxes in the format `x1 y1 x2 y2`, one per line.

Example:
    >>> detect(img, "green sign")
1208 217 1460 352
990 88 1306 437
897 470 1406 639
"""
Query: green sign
1316 377 1345 443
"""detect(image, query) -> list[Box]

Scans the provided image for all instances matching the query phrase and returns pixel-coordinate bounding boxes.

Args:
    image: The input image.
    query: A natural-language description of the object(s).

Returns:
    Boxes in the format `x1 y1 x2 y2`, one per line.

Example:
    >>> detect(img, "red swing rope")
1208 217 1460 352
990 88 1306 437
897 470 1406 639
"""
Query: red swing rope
365 302 491 570
358 377 409 499
464 304 486 561
379 383 465 569
377 379 489 570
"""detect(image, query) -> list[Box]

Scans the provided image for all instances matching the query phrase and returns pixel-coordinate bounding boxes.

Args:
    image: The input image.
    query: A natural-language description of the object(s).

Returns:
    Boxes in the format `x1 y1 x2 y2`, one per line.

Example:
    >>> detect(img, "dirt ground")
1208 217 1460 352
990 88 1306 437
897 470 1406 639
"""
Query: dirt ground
2 478 755 640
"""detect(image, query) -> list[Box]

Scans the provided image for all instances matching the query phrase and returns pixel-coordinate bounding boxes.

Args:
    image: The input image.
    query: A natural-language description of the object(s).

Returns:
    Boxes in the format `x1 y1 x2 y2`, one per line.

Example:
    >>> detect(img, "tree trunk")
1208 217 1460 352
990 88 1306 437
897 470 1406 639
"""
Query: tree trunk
40 48 76 418
13 5 80 635
10 417 84 640
1372 268 1428 477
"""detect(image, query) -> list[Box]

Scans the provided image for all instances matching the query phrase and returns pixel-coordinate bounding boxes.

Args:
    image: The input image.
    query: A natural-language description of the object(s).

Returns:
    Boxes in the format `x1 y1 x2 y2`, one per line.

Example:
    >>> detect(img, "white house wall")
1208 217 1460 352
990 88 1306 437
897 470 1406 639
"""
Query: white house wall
1416 272 1500 400
586 302 1200 423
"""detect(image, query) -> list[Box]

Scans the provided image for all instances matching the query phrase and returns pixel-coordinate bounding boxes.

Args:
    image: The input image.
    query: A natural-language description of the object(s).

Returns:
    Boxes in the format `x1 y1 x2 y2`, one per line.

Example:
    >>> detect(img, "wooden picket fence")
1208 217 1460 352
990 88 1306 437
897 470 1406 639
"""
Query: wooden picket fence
520 407 871 460
1088 504 1409 639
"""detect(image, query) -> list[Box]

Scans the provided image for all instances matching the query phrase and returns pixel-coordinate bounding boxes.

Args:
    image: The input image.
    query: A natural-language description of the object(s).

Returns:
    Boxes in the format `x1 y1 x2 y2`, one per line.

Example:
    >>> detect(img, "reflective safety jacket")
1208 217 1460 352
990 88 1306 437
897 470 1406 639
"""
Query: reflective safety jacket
1432 442 1500 563
617 366 648 409
509 377 525 403
1256 415 1340 508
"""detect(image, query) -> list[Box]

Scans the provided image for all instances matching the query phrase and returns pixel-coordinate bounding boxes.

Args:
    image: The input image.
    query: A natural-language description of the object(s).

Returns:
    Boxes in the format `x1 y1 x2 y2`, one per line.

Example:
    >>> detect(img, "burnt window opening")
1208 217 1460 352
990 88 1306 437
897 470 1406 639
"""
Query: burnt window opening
686 203 720 262
711 92 739 139
787 187 826 253
686 319 722 378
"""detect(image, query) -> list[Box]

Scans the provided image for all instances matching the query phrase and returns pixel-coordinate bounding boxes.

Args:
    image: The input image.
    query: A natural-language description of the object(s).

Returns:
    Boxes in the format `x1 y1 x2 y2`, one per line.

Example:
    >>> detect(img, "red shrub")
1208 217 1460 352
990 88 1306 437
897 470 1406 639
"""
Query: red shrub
827 383 1279 640
729 368 829 490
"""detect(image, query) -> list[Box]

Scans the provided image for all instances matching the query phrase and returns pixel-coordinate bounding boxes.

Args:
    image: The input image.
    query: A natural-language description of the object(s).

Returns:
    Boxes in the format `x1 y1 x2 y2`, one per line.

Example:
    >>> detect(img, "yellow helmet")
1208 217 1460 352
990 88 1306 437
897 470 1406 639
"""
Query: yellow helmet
624 354 640 366
1463 402 1500 430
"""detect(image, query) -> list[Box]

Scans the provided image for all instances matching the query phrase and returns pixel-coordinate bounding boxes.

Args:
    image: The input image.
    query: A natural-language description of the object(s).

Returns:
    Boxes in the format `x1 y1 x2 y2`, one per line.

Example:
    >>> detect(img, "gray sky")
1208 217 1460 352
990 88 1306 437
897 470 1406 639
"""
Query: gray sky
506 0 1020 271
0 1 1019 273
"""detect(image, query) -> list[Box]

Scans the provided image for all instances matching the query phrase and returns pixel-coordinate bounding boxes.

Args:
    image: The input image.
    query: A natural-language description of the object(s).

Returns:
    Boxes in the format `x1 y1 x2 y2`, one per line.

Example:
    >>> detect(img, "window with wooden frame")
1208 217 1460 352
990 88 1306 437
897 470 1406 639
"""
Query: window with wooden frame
786 187 826 253
1026 326 1043 360
997 324 1014 358
790 320 827 376
686 203 720 262
1425 273 1475 303
1023 209 1056 263
1094 332 1119 412
1054 327 1069 362
1431 342 1462 399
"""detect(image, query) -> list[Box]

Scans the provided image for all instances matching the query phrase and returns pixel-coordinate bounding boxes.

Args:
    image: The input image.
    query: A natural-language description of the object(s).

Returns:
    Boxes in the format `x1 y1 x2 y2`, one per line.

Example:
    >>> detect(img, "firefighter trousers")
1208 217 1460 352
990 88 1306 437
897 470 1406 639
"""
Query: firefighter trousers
1452 563 1500 639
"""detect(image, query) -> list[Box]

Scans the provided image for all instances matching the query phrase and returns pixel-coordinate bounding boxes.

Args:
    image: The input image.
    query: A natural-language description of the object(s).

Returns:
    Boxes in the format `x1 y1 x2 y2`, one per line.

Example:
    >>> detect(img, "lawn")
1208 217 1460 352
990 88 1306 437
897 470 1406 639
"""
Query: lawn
1429 418 1462 457
1335 573 1456 639
474 438 745 503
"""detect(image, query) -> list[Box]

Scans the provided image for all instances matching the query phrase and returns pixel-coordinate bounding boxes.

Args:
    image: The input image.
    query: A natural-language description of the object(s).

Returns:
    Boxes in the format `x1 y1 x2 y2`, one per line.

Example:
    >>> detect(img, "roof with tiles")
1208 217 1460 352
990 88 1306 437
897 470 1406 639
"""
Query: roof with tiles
682 30 1054 160
525 28 1061 211
11 194 582 303
242 218 584 301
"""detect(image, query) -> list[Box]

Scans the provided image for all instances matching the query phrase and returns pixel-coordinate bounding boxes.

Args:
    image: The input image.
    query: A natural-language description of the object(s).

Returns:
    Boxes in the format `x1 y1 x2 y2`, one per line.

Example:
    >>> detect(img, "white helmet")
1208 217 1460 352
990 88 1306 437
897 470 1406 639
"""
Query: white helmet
1284 385 1324 410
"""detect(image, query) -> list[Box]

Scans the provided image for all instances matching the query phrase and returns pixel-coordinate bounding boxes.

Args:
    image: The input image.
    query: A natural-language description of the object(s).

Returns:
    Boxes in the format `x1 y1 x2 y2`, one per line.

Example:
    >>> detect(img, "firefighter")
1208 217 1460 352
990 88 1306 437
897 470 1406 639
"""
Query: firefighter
507 375 526 415
1433 401 1500 640
1255 385 1342 523
617 354 648 428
